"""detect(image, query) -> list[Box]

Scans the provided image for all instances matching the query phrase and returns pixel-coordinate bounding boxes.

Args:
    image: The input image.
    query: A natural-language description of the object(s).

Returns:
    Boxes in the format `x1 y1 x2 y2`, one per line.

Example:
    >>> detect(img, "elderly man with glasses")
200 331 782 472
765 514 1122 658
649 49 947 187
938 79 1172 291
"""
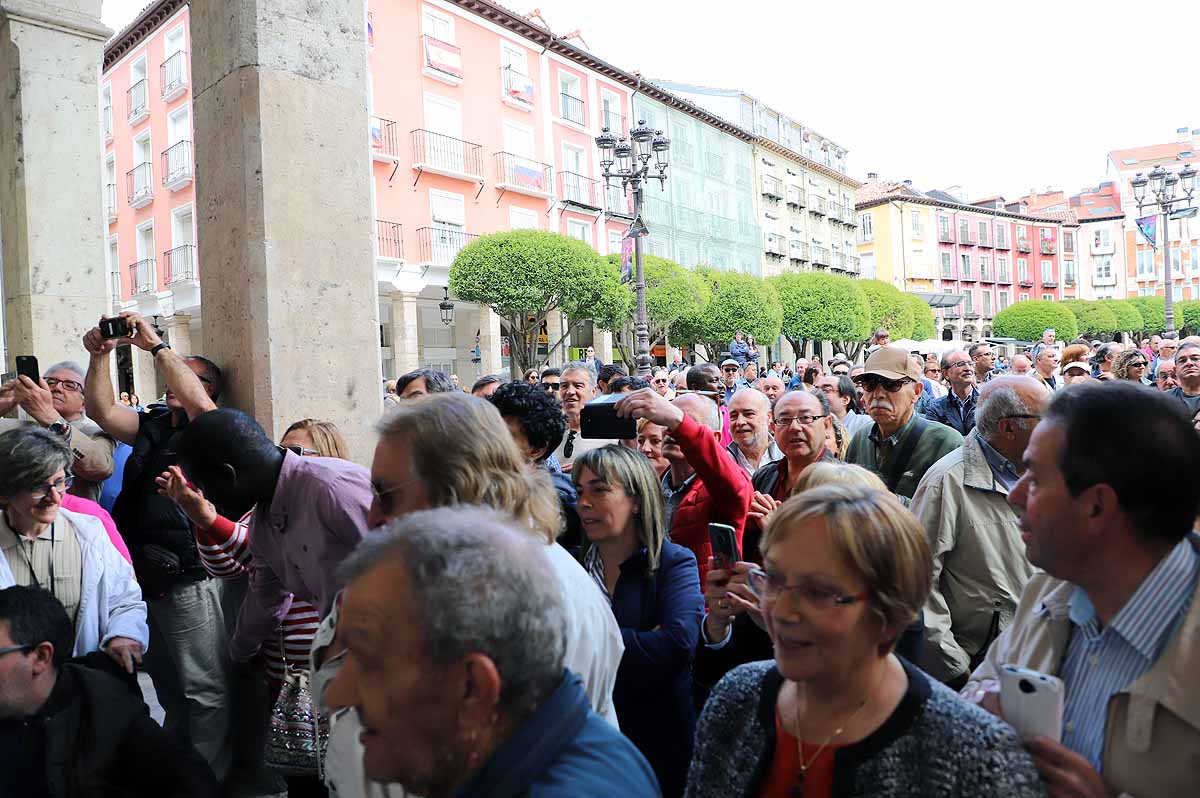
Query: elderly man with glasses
922 350 978 436
0 361 116 503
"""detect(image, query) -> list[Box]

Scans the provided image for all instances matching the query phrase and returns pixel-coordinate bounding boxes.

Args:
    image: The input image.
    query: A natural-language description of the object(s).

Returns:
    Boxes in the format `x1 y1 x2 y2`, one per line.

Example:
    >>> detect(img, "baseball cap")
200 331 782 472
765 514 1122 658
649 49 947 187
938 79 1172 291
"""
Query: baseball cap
858 346 922 382
720 358 740 369
1062 362 1090 375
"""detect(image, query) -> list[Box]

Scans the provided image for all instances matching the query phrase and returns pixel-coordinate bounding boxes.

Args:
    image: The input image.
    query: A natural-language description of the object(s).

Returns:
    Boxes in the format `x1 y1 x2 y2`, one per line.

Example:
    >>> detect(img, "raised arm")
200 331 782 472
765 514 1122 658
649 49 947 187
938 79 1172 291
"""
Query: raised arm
83 322 140 445
123 312 216 421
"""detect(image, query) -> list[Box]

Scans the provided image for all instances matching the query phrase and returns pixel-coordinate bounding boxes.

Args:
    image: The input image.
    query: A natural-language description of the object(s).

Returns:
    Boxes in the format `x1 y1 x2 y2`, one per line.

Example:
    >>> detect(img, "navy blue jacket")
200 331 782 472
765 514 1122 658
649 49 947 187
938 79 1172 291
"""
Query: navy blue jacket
920 389 978 436
728 339 751 366
455 671 660 798
610 542 704 798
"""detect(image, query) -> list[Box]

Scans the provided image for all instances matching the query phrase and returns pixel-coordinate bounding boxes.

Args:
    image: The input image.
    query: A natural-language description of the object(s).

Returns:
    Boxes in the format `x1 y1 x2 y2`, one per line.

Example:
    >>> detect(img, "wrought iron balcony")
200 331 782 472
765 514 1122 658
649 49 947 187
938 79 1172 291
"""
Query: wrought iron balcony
811 245 830 265
675 206 703 235
847 256 860 273
160 51 188 101
705 151 725 177
559 172 601 209
994 237 1010 250
958 230 974 245
786 186 805 208
129 258 156 294
502 66 534 106
126 163 153 208
707 215 736 241
161 141 193 190
411 129 484 181
164 245 196 284
996 270 1011 284
960 269 977 282
601 110 626 137
829 202 845 222
1041 240 1057 254
965 311 981 319
831 251 845 270
764 235 786 257
761 175 784 199
789 241 809 262
604 183 633 218
938 229 954 243
416 227 478 268
376 220 404 261
422 35 463 83
127 79 148 124
977 235 992 248
1019 277 1034 287
1042 279 1058 288
979 267 993 283
941 266 956 280
1016 239 1032 253
809 196 827 216
560 92 584 125
1064 275 1076 286
494 152 553 197
944 311 962 320
371 117 399 161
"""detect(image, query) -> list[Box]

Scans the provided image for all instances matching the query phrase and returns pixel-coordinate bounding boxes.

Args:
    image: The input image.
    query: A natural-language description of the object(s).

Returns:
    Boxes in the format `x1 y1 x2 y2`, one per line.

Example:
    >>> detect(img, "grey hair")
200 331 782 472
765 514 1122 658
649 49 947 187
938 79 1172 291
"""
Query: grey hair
42 361 85 382
561 360 596 386
674 393 719 431
976 384 1033 440
0 428 73 497
337 505 567 721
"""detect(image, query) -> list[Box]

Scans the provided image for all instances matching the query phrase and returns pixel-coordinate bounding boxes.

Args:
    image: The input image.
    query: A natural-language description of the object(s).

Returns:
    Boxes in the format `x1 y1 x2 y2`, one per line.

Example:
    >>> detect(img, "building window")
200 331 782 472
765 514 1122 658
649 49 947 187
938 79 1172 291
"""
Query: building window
1096 255 1112 279
939 216 950 239
998 256 1008 280
941 252 953 279
1094 228 1110 248
1064 261 1076 284
608 229 622 255
1020 293 1029 301
1041 260 1053 282
964 291 974 313
1042 293 1053 301
423 8 454 42
1191 246 1199 272
1171 247 1182 271
1137 249 1154 275
911 210 922 237
860 212 873 241
980 255 989 280
566 219 592 246
1018 259 1028 280
977 220 988 245
1063 231 1074 253
961 253 970 277
1039 227 1053 241
1174 285 1183 301
995 224 1007 246
958 218 970 241
509 207 538 230
982 291 992 316
999 291 1009 310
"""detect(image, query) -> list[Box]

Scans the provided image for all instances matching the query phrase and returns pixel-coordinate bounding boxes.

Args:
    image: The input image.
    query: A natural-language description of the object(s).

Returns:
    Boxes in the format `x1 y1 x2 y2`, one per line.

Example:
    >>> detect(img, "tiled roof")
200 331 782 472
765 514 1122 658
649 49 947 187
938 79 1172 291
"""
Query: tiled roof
854 179 924 204
1109 141 1199 169
103 0 184 69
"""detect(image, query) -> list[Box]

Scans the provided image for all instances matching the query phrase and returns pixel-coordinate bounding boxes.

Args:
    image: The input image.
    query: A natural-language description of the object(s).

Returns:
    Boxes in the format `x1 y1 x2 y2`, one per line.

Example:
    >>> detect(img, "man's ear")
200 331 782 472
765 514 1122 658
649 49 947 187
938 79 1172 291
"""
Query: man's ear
219 462 238 485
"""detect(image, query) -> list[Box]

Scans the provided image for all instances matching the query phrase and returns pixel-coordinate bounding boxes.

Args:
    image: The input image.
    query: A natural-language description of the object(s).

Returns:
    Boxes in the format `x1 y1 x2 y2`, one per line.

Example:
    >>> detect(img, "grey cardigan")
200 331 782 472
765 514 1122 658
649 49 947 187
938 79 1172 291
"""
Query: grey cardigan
685 658 1045 798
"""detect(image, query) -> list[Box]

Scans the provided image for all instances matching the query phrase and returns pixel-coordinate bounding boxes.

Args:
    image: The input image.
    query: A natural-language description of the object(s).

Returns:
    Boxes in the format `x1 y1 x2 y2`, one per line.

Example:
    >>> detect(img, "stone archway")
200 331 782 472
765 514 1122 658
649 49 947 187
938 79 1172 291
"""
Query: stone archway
941 326 955 341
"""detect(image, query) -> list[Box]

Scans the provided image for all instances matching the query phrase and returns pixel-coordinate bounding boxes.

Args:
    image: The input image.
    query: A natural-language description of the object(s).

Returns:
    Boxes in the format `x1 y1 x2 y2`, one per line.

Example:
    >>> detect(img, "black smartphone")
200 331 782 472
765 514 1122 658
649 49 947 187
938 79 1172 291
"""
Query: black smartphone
708 522 740 571
15 356 39 383
99 316 131 339
580 394 637 440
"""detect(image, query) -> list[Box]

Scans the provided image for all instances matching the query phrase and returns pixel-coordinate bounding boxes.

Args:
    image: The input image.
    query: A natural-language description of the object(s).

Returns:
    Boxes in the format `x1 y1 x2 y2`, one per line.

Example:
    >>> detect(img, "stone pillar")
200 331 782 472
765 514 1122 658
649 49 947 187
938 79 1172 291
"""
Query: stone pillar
477 305 504 378
132 347 160 403
545 310 565 367
0 1 109 368
595 329 615 366
389 291 421 376
163 313 194 356
191 0 381 461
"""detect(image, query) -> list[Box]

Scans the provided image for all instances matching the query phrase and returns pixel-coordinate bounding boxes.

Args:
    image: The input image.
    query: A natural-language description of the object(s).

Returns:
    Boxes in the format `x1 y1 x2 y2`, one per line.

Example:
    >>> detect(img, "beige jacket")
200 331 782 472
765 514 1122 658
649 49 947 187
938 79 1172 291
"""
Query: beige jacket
911 431 1034 682
966 534 1200 796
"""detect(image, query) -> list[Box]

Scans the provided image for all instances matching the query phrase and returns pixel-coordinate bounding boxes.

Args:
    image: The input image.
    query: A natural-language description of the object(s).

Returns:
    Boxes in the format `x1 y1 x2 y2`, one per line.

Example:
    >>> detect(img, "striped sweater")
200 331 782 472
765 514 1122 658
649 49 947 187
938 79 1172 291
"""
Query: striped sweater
196 513 320 681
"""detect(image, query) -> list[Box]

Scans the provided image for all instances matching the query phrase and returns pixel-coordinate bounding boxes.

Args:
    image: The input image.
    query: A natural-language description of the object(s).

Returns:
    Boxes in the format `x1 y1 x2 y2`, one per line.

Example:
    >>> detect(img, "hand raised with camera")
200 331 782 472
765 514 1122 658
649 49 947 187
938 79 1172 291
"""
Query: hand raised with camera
83 317 122 357
121 312 163 352
13 376 59 426
616 387 685 430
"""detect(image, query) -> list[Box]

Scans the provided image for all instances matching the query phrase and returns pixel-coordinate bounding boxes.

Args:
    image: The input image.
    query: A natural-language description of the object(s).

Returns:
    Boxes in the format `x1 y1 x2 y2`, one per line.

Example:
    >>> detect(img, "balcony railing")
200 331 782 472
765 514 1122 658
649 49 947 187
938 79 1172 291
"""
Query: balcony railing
765 235 786 257
705 151 724 177
831 251 845 270
502 66 534 106
786 186 805 208
129 258 155 294
559 172 601 209
829 202 845 221
604 183 632 217
938 229 954 243
422 35 463 82
761 176 783 199
965 311 981 320
707 215 736 241
945 310 962 320
102 105 112 140
996 270 1011 284
809 196 827 216
411 129 484 181
601 110 626 137
960 269 977 282
847 256 860 273
958 230 974 245
941 265 955 279
811 245 830 265
1019 277 1034 287
560 92 584 125
843 207 857 226
977 234 992 248
126 162 153 207
1016 239 1032 253
675 206 703 235
1091 240 1115 255
371 117 399 161
994 237 1010 250
494 152 553 197
160 51 188 100
1042 279 1058 288
376 220 404 261
105 183 117 221
1041 240 1057 254
416 226 478 268
789 241 809 261
164 245 196 284
1064 275 1076 287
127 79 148 123
161 141 193 190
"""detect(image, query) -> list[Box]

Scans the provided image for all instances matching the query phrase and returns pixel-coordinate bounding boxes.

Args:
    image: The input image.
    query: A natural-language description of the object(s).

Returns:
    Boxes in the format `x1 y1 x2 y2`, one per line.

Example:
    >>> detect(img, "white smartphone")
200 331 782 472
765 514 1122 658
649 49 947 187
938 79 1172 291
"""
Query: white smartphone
999 664 1064 742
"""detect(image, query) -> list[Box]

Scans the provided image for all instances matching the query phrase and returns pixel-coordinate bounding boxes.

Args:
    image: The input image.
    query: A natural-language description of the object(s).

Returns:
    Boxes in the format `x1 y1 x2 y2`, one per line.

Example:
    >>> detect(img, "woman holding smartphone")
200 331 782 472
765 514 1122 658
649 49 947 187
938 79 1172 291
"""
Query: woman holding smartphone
573 445 703 798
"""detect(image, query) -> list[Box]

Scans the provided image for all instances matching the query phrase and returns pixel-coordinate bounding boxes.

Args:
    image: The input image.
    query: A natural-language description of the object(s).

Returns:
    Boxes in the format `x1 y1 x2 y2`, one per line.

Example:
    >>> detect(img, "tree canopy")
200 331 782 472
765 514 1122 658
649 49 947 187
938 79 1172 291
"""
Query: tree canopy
669 266 782 361
857 280 916 340
992 300 1079 342
904 293 936 341
1096 299 1143 332
768 272 871 356
1062 300 1119 336
1126 296 1165 333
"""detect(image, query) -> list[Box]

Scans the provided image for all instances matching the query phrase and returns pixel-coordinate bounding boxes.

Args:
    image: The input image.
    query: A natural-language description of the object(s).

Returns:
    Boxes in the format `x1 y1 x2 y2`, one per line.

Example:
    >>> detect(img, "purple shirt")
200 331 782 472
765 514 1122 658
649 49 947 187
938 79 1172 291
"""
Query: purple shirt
230 450 373 662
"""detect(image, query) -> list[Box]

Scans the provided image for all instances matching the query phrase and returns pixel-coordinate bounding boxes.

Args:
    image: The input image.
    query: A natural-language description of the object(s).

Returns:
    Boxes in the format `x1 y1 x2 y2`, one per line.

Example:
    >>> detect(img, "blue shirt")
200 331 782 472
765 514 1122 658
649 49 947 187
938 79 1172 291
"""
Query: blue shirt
976 436 1020 492
1059 537 1200 770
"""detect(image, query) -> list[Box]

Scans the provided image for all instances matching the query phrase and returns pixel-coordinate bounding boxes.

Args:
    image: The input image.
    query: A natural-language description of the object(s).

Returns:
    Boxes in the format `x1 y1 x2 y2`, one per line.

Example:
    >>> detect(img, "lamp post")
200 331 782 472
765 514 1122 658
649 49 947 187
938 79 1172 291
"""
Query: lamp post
1131 163 1197 336
595 119 670 376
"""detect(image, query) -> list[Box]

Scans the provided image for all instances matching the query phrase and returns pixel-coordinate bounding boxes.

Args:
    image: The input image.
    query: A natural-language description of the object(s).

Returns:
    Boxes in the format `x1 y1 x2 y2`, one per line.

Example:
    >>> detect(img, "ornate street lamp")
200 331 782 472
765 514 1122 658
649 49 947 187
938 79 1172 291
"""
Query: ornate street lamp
439 287 454 326
595 119 670 376
1132 162 1199 336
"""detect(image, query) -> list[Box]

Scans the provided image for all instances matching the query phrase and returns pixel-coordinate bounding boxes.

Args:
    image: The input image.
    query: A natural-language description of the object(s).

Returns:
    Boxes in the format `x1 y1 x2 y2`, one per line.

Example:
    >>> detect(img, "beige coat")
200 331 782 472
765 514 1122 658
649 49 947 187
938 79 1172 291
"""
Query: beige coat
966 534 1200 796
912 431 1034 682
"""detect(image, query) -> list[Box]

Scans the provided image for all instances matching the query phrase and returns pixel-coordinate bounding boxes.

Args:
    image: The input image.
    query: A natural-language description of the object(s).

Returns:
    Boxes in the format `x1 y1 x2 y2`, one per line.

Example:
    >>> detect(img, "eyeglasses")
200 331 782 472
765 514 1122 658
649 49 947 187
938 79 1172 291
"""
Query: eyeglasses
924 368 941 375
945 360 971 370
1000 413 1041 423
286 445 320 456
853 375 912 393
29 476 73 501
540 382 560 392
0 644 34 658
747 569 868 610
45 377 83 393
774 413 828 428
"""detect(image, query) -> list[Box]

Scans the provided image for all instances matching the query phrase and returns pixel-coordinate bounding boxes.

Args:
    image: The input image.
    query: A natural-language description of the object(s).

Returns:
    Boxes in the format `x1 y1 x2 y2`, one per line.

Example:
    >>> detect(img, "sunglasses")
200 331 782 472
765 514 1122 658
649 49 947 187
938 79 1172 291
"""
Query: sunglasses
286 445 320 456
723 367 740 373
540 382 560 391
854 375 912 393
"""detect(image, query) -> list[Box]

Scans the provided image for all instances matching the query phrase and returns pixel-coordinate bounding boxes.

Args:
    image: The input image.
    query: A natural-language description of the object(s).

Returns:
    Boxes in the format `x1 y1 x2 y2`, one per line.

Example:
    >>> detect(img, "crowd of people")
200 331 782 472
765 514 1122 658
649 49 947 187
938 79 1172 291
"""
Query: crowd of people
0 311 1197 798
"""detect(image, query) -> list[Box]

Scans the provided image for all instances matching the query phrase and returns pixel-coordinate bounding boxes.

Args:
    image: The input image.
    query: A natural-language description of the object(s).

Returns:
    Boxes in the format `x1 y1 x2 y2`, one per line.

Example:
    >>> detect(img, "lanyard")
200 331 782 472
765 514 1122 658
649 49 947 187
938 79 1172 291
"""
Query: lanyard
5 512 55 599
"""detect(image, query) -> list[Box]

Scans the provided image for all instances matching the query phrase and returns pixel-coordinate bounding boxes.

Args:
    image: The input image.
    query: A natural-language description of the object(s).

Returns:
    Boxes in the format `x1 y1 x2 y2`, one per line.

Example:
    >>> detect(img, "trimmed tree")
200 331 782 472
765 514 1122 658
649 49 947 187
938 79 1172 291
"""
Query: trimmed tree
604 254 709 370
449 230 629 379
1179 301 1200 336
904 293 936 341
1097 299 1144 334
669 266 782 362
841 280 915 357
769 272 871 359
1127 296 1166 334
1062 300 1119 337
993 300 1079 343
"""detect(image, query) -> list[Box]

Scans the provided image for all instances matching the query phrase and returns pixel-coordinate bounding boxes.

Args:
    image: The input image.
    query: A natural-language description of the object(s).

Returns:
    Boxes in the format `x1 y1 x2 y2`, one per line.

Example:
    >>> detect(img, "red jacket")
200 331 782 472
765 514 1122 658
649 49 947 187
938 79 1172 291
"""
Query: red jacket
665 414 753 589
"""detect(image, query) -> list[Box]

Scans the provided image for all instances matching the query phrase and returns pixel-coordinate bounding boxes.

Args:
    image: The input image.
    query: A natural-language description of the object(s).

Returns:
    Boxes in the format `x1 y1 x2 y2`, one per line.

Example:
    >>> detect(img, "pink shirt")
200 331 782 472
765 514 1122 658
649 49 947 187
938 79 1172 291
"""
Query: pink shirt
60 494 132 563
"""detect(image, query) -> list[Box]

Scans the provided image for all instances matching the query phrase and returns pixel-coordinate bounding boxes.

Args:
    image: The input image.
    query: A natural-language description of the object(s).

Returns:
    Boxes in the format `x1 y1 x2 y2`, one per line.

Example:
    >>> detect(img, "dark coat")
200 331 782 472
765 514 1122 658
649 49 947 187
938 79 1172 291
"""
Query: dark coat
920 390 978 436
610 542 704 798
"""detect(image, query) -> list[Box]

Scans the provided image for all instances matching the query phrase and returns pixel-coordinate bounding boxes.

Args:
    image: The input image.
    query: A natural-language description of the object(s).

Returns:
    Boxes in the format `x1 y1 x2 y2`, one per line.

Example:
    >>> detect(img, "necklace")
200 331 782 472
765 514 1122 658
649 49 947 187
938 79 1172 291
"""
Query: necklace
789 664 888 797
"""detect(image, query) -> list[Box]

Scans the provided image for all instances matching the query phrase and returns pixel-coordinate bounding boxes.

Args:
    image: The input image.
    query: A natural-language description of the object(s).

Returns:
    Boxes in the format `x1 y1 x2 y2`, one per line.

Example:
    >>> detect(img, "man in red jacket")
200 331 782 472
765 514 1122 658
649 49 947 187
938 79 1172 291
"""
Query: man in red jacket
617 388 752 589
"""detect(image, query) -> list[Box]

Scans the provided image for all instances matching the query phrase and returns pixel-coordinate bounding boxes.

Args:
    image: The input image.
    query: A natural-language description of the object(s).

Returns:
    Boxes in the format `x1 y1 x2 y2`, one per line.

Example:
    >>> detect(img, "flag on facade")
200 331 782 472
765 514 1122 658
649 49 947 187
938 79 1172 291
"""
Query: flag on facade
424 37 464 78
513 163 544 190
1136 215 1158 248
366 13 374 47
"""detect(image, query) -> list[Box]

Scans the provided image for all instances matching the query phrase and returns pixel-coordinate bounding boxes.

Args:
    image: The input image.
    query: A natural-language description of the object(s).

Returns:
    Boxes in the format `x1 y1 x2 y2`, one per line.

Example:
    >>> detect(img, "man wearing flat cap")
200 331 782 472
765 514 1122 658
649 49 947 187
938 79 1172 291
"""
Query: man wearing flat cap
718 358 751 405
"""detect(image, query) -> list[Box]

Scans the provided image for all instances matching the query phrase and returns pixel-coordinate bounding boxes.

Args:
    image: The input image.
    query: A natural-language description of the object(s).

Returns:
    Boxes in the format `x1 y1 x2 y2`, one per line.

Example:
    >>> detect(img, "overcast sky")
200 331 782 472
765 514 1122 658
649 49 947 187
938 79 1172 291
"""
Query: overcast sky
102 0 1196 201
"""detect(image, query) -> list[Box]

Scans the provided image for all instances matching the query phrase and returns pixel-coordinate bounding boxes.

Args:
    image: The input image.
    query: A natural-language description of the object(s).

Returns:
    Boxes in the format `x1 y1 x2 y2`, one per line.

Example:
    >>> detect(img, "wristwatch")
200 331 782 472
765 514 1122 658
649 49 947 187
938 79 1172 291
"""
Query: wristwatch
47 418 72 439
150 342 172 358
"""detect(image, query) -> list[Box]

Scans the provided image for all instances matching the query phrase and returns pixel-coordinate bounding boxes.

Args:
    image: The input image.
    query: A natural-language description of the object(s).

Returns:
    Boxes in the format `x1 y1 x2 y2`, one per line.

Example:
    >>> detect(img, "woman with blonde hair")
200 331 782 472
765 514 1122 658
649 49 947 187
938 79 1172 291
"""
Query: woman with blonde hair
282 418 351 459
792 460 887 496
687 485 1043 798
573 445 703 798
1111 348 1151 384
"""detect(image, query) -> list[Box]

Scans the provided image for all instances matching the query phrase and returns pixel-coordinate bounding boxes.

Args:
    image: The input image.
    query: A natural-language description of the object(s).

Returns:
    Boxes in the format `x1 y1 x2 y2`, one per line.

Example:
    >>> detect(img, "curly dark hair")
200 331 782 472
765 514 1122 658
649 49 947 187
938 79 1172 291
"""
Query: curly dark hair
606 375 650 394
489 381 567 463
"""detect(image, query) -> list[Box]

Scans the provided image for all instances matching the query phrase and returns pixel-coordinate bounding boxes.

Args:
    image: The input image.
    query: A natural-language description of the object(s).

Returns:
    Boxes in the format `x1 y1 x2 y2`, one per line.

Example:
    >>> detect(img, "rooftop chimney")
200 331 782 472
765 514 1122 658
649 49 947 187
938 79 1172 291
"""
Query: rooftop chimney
866 172 878 180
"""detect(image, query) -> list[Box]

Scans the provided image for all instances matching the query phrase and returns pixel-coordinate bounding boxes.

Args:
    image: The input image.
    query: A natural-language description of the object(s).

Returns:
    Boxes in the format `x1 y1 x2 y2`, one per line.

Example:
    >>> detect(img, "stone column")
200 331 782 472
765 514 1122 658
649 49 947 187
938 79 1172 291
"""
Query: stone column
595 329 615 366
389 291 421 376
163 313 194 356
131 347 160 403
545 310 565 367
191 0 381 461
477 305 503 378
0 1 109 369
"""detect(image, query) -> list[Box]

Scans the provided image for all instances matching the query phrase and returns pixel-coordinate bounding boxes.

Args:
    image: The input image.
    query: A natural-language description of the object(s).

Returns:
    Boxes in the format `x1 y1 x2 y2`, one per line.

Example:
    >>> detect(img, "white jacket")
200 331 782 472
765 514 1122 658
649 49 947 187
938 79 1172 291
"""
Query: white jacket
0 508 149 656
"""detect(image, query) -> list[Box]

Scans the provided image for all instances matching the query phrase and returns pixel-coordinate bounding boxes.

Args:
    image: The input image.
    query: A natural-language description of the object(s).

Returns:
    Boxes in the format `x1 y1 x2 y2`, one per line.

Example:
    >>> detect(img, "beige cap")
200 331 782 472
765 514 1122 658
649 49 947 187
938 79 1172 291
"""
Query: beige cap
858 346 923 382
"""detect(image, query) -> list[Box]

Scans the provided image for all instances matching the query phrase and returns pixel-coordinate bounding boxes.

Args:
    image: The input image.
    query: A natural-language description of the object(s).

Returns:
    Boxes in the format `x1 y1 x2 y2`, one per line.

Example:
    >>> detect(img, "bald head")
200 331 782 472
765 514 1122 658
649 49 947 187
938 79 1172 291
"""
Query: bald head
728 387 771 417
757 376 785 406
980 374 1046 412
673 392 720 431
1009 354 1033 375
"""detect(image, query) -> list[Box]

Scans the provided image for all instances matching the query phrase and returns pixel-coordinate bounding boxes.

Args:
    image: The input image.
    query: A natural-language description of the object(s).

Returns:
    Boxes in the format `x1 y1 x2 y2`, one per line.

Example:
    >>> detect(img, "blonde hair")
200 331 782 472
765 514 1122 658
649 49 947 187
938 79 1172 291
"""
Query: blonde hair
572 445 668 573
283 418 350 460
762 484 931 650
378 393 562 543
791 461 887 497
826 415 850 461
